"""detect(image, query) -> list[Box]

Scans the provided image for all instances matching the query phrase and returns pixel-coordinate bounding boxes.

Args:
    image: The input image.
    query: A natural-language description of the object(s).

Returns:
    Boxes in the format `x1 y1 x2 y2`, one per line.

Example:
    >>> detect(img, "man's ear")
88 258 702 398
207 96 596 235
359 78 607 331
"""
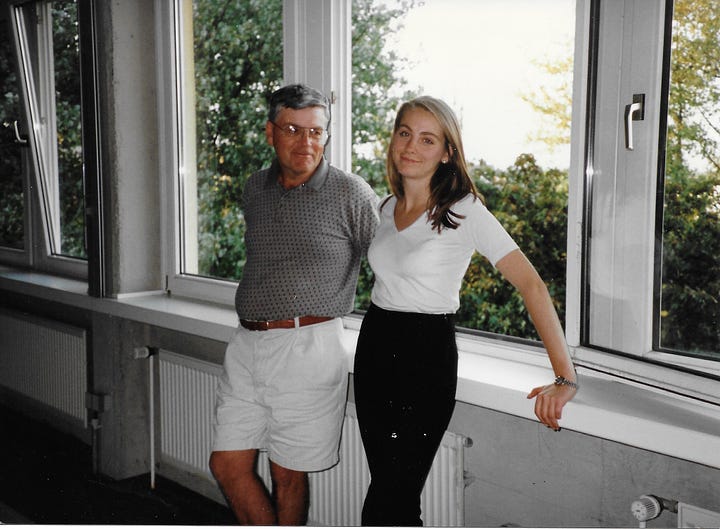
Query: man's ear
265 121 274 146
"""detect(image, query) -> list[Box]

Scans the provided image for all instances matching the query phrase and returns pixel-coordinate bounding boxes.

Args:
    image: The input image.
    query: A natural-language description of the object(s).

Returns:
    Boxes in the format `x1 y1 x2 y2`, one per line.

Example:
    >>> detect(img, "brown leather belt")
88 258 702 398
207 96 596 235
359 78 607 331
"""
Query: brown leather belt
240 315 333 331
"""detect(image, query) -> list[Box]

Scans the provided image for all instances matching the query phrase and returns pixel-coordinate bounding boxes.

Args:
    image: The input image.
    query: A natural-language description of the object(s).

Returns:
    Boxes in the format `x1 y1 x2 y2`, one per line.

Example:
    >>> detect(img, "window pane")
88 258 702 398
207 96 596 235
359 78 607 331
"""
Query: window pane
179 0 283 281
658 0 720 359
351 0 574 341
15 0 86 260
0 17 25 250
52 0 85 259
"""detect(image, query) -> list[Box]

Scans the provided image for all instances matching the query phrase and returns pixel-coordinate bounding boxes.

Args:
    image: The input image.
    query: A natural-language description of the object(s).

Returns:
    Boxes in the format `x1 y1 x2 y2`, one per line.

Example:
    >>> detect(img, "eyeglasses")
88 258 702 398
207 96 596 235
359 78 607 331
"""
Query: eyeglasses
271 121 329 143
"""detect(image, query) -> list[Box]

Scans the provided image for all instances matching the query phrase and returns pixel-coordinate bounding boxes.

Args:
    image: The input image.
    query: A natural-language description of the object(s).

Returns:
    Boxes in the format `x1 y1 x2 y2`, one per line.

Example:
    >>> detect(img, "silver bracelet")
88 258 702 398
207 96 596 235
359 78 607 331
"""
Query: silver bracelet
554 375 579 390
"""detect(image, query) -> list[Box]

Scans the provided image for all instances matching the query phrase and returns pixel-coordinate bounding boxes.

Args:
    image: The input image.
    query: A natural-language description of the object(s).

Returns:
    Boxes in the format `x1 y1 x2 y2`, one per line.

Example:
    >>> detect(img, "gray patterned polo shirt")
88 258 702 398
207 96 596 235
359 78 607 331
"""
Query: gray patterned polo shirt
234 158 379 320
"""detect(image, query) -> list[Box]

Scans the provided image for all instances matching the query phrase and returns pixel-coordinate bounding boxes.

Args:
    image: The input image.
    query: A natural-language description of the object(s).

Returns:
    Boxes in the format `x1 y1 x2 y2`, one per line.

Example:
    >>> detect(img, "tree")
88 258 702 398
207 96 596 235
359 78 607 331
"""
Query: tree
521 53 574 152
665 0 720 174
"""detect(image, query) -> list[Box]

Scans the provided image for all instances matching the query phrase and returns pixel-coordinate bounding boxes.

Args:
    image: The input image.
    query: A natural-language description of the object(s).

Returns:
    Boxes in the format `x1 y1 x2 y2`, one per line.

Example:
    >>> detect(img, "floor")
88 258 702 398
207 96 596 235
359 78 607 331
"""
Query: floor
0 404 236 525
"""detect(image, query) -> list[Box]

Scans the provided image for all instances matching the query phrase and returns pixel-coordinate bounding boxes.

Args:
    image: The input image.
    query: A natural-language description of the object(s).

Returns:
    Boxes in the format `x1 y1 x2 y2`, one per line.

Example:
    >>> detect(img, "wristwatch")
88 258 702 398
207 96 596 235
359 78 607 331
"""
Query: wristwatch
554 375 579 390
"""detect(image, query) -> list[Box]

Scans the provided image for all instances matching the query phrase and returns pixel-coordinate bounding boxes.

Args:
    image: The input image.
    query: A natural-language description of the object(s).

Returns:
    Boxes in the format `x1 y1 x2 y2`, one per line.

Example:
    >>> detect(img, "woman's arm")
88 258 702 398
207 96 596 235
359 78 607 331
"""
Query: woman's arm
495 249 577 431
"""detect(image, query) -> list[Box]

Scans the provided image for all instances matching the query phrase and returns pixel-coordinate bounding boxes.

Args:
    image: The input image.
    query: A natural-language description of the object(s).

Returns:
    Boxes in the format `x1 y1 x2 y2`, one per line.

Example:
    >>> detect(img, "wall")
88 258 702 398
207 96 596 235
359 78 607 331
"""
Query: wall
3 286 719 527
450 402 720 527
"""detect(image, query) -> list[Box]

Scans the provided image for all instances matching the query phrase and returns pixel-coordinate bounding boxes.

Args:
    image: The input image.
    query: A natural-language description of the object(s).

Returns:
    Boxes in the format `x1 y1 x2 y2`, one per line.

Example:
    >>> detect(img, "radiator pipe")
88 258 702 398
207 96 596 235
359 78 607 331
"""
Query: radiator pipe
85 391 107 476
133 346 157 489
150 352 155 489
147 347 160 490
90 415 101 475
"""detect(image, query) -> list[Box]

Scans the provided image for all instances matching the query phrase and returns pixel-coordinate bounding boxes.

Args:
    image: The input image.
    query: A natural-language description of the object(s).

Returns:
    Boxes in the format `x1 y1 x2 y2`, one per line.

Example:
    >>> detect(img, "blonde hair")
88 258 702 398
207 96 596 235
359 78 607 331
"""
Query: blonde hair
385 96 481 232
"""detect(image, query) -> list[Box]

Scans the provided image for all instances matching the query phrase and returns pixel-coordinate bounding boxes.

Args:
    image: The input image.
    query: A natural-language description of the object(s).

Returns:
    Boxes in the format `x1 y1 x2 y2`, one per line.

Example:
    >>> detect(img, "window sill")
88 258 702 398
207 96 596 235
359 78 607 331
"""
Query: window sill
1 267 719 470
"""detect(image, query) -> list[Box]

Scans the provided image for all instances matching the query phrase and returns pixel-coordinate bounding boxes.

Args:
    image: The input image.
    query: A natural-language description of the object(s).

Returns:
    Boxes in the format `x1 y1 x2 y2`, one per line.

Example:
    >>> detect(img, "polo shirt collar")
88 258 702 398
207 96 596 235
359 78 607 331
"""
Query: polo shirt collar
266 157 329 191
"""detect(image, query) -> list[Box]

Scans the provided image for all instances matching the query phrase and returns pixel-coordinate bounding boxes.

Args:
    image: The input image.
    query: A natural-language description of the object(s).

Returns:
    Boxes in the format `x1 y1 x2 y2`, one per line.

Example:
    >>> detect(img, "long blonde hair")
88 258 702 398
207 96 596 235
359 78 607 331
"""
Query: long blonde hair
385 96 482 232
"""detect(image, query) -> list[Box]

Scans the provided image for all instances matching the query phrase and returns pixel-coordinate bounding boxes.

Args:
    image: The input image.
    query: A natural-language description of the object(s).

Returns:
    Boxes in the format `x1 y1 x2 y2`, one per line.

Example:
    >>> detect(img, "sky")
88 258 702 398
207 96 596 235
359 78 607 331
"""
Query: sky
380 0 576 169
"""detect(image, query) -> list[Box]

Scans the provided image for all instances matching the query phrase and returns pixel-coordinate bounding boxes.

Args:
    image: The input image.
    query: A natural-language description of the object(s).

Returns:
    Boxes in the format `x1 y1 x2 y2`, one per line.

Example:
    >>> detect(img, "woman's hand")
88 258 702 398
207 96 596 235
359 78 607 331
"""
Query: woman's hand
526 382 576 431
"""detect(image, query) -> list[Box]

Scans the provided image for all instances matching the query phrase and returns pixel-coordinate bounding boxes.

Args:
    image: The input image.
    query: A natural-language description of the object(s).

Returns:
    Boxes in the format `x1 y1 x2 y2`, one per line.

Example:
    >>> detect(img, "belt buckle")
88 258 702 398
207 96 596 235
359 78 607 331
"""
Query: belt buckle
260 320 270 330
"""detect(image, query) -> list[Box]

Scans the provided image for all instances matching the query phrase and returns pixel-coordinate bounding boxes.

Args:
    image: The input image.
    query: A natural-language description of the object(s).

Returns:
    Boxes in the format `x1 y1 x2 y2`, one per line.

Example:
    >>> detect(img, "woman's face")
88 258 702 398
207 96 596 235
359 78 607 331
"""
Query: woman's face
391 107 450 183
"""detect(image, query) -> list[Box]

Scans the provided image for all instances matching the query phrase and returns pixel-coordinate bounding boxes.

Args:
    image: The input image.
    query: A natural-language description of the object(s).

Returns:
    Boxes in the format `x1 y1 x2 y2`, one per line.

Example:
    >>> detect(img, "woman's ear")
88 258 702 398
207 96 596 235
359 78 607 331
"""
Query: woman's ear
445 145 454 162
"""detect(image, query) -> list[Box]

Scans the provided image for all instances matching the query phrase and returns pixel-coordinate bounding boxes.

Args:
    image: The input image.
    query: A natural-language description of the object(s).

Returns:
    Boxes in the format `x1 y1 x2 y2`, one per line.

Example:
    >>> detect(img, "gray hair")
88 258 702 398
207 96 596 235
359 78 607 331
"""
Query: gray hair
267 84 331 126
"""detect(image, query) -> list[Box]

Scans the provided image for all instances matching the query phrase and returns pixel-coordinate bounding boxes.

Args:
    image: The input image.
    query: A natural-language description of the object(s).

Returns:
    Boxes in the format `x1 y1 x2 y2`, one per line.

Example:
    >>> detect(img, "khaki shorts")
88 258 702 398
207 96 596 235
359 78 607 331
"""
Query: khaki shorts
212 317 349 472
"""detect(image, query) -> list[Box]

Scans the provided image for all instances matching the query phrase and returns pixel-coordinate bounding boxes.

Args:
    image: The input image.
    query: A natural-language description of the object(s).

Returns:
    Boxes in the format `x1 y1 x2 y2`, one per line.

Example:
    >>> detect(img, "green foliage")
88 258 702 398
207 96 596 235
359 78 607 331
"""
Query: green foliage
192 0 283 279
659 0 719 355
661 171 720 355
0 19 24 249
457 155 568 338
53 1 86 258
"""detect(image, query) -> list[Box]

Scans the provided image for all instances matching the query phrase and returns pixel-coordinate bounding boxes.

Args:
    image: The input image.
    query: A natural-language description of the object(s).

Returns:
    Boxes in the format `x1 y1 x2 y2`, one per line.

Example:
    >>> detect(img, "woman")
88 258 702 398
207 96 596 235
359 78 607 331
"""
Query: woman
353 96 577 526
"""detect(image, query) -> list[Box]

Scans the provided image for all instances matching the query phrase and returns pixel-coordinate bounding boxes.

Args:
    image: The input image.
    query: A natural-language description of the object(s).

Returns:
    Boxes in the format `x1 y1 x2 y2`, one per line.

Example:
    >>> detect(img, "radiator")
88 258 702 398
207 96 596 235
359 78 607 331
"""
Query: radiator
0 310 87 426
158 350 467 526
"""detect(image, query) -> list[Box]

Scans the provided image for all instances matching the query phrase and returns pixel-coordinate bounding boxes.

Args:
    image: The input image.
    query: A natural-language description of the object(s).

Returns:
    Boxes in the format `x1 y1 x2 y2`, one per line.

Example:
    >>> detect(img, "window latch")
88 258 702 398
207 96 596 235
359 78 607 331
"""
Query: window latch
624 93 645 150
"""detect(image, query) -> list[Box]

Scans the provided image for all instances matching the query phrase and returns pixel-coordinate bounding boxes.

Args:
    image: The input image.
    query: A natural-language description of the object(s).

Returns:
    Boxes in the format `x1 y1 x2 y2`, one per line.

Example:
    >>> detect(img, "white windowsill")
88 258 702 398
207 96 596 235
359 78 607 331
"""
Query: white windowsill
1 267 719 470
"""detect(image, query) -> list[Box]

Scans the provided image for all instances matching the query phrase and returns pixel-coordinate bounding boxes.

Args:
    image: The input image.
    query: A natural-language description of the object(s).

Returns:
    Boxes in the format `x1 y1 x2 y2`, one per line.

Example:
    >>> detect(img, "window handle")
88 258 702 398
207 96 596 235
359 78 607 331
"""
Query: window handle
624 94 645 150
13 120 28 145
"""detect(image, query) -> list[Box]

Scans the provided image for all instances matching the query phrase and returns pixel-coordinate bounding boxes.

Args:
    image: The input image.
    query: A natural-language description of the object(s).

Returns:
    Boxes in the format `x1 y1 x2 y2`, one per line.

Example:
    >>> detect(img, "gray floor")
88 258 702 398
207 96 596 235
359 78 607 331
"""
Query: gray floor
0 501 32 523
0 404 235 525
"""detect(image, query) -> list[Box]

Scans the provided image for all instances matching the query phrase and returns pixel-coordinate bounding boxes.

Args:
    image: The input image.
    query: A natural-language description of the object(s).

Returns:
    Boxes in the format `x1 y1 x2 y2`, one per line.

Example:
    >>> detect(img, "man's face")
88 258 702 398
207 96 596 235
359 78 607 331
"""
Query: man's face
266 106 328 184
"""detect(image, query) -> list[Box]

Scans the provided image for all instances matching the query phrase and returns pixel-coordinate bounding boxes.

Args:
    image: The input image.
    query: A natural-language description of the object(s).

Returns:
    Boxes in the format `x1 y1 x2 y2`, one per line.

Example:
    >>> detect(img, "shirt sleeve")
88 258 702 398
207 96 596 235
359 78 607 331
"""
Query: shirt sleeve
461 197 519 266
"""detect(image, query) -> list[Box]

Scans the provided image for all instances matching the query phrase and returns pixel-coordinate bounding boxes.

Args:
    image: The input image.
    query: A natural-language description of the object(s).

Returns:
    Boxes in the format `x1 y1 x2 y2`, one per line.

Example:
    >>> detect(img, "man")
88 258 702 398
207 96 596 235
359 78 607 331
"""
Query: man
209 84 379 525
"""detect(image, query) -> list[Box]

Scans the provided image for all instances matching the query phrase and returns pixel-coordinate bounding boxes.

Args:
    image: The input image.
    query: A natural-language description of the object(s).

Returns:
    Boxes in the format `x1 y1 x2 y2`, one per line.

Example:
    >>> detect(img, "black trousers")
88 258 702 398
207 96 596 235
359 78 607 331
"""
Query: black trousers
354 303 458 526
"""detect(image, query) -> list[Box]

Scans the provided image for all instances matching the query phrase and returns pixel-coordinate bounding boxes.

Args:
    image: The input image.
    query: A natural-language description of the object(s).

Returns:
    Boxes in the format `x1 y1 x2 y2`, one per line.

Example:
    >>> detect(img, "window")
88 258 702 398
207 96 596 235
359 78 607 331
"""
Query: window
160 0 283 302
0 0 90 279
179 0 282 281
161 0 350 304
157 0 717 389
657 0 719 359
581 0 718 364
351 0 576 341
567 0 718 397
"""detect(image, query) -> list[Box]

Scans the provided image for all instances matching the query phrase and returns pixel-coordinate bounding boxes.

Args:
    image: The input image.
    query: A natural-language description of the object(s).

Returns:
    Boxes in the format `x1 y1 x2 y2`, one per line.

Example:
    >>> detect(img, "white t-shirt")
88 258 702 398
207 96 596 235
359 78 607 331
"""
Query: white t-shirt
368 194 519 314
